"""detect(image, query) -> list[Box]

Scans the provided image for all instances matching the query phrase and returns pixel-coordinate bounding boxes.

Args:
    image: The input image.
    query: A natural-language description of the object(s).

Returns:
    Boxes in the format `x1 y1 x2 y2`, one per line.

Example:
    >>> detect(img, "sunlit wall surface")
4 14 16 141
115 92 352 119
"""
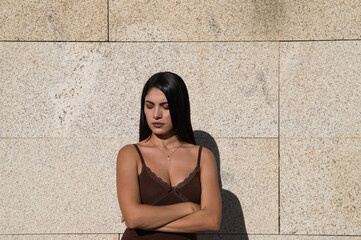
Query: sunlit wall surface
0 1 360 239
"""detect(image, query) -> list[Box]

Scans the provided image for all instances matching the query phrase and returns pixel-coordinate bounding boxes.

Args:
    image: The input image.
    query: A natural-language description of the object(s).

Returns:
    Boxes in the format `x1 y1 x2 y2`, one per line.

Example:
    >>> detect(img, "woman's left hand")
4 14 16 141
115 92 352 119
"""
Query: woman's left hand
121 216 128 227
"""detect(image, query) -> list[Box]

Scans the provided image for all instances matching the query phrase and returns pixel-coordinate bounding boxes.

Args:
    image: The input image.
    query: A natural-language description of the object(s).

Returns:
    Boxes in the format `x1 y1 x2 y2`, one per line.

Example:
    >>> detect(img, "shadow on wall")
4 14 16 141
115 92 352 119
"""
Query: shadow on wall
194 130 249 240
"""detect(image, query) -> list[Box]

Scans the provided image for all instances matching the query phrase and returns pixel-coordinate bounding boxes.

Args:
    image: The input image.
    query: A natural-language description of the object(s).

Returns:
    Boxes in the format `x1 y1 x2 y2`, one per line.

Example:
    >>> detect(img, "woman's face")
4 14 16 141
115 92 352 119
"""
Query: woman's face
144 88 173 137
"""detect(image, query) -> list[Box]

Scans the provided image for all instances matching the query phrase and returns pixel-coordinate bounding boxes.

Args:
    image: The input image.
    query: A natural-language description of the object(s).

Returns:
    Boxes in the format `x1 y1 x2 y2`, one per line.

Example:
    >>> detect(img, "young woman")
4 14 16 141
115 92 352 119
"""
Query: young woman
116 72 222 239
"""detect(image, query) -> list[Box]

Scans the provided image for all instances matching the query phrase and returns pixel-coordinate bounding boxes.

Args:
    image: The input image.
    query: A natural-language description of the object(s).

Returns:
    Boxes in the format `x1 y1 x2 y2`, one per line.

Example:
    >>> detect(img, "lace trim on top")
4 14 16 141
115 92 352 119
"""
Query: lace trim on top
142 164 200 190
134 144 201 190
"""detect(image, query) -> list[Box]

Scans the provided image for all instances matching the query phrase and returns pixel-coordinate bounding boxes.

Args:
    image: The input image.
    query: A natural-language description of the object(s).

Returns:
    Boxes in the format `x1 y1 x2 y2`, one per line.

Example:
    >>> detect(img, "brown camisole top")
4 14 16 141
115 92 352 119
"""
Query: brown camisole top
121 144 202 240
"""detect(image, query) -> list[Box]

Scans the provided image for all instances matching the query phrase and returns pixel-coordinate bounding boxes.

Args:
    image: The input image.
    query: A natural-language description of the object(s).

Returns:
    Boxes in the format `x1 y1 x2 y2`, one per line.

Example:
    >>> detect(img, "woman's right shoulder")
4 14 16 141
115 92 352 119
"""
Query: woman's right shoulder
119 143 136 152
116 144 138 163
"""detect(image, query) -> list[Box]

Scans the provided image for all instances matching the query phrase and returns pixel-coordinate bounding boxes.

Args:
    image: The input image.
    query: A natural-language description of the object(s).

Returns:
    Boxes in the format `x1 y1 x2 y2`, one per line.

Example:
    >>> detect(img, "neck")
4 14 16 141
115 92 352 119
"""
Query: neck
149 133 181 148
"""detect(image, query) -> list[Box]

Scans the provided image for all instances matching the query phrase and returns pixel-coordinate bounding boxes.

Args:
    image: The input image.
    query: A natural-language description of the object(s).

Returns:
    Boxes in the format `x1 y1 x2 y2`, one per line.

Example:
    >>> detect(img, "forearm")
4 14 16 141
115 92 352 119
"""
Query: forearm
153 208 221 233
124 202 196 230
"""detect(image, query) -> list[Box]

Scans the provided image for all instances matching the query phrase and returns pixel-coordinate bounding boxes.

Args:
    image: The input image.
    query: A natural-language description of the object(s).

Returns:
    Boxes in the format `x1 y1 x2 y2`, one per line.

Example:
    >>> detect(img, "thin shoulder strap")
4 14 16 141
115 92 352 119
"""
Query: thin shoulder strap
197 146 203 167
133 144 146 166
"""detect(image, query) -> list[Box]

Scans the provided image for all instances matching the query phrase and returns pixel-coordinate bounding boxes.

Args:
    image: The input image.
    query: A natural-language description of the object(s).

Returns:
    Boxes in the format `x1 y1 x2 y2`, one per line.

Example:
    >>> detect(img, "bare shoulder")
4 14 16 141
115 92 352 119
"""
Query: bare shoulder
199 146 217 169
200 146 215 160
117 144 138 164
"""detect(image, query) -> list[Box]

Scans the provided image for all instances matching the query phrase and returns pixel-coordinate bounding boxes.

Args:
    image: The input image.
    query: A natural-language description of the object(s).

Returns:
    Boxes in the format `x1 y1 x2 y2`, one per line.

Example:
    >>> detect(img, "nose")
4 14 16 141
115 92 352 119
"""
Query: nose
153 107 162 119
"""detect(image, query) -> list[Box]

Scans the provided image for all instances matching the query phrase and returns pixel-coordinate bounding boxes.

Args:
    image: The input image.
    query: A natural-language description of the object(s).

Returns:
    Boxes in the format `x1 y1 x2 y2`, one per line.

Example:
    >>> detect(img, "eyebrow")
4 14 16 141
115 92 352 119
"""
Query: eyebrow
145 100 168 105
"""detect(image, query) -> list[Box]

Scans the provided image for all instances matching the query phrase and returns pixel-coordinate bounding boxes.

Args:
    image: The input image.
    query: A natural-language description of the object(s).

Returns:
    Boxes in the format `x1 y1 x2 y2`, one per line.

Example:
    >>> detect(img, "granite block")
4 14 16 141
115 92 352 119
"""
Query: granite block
0 0 107 41
196 138 278 234
0 138 127 233
0 42 278 138
109 0 280 41
109 0 361 41
278 0 361 40
280 138 361 235
0 42 140 138
280 41 361 138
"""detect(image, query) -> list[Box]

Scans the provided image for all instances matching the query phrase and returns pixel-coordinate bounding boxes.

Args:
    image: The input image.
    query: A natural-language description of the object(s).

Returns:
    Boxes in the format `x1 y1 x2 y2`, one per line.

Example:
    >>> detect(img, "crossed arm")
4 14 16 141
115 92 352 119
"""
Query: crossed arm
116 144 222 232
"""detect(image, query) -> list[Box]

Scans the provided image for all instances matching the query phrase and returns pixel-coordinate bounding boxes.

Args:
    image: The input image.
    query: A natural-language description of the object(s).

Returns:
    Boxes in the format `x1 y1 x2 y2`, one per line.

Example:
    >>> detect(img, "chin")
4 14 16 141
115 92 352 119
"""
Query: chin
151 128 173 137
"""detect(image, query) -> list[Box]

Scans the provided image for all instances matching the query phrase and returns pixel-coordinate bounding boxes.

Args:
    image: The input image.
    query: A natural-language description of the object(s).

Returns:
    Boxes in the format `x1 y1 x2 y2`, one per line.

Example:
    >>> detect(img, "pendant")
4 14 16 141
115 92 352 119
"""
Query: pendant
167 156 171 161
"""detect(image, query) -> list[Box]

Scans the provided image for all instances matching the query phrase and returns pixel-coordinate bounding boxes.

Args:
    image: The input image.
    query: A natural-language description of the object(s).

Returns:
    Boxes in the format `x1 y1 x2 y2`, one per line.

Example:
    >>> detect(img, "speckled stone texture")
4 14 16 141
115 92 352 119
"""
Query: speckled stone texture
0 235 118 240
0 42 120 138
280 138 361 235
280 41 361 138
278 0 361 40
196 138 278 234
0 0 107 41
0 42 278 139
110 0 361 41
280 40 361 235
1 0 361 238
109 0 280 41
0 138 126 233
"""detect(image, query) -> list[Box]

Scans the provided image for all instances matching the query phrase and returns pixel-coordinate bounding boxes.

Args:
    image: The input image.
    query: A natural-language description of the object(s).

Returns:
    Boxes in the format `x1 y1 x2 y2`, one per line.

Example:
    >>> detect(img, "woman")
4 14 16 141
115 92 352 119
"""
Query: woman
116 72 222 239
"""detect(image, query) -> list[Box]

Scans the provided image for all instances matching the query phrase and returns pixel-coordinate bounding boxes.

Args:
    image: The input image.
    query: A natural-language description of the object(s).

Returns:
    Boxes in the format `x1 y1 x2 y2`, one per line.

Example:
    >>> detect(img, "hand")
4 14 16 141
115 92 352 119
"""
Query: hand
121 216 128 227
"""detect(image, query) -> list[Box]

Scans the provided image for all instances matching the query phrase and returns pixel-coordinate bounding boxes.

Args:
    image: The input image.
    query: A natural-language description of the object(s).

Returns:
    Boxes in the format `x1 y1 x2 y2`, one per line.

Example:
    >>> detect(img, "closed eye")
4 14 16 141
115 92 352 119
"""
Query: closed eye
145 101 168 109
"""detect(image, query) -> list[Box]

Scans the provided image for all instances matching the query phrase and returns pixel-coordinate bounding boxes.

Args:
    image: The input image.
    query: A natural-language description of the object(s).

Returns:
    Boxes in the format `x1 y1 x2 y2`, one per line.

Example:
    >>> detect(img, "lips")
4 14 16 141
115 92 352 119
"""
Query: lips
152 122 164 128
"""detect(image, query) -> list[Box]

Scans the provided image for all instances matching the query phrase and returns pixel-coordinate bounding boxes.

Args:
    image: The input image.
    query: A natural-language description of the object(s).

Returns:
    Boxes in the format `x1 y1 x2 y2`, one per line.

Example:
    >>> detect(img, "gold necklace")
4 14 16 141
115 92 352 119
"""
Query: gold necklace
150 139 183 161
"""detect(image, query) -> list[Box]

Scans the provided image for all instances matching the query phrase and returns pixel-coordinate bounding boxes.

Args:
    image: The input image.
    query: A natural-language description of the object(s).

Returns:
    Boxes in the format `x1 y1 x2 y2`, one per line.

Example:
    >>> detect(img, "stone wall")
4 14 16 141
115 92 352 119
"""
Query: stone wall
0 1 360 239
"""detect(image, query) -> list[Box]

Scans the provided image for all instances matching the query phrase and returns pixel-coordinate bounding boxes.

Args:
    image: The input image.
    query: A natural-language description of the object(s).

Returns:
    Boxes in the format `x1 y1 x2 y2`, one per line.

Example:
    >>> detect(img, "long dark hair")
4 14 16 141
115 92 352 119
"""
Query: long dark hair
139 72 196 144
